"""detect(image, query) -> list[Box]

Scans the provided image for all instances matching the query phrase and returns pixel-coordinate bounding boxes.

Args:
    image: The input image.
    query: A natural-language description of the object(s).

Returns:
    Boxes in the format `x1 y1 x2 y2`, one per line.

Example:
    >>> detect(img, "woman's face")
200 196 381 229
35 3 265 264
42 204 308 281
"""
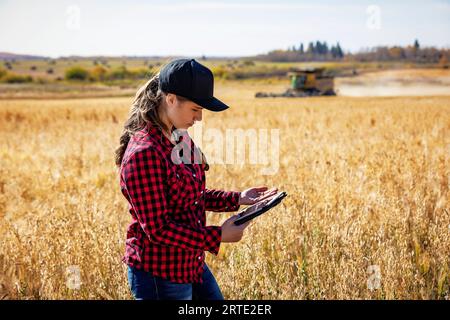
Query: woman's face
165 93 203 129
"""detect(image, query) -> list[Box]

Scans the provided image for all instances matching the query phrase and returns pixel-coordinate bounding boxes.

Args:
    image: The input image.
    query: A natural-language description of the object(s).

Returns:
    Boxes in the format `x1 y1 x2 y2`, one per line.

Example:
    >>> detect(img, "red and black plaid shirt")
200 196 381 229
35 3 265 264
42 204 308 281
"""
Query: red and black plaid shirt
119 123 241 284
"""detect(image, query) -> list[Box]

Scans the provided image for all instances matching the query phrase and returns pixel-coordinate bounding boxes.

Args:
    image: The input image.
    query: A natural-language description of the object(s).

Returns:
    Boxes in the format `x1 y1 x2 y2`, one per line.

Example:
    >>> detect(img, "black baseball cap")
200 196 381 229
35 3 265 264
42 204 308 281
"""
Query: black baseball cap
158 58 229 112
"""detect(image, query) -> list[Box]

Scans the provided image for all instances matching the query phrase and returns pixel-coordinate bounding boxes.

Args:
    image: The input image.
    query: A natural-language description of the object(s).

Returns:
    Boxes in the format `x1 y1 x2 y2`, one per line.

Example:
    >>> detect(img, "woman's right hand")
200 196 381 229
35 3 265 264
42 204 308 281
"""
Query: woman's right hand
220 215 252 243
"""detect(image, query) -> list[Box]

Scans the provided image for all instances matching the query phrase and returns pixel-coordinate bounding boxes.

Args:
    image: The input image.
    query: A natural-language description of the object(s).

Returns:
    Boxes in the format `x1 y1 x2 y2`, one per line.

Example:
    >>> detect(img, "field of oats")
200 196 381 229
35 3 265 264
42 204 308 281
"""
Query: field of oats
0 78 449 300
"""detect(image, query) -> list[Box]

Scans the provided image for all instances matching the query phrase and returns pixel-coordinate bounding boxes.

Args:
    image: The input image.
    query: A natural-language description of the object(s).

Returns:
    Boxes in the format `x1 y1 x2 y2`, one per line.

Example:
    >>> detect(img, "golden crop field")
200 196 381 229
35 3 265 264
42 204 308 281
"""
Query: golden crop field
0 79 449 300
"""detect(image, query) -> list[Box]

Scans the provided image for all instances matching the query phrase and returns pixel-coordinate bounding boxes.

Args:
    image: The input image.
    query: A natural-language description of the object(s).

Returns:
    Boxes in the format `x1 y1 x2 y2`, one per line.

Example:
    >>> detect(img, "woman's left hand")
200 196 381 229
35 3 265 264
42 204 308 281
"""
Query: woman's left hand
238 186 278 205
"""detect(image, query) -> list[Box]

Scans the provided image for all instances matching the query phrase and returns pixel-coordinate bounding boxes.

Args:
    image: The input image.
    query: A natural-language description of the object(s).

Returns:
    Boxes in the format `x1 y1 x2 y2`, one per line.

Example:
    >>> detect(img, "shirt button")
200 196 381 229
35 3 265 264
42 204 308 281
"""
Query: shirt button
198 220 201 224
194 201 198 205
193 173 196 177
198 256 201 260
200 190 204 194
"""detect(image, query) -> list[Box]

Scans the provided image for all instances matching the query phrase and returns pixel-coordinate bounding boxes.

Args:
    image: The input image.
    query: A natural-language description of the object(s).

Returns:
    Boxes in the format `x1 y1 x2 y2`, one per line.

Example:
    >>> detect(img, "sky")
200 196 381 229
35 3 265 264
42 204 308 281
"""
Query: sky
0 0 449 58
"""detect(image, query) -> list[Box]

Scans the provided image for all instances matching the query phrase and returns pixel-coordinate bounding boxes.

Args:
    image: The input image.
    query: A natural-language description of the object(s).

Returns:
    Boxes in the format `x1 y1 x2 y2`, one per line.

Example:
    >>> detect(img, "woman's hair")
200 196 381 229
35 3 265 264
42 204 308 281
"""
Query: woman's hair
114 73 166 167
114 72 207 169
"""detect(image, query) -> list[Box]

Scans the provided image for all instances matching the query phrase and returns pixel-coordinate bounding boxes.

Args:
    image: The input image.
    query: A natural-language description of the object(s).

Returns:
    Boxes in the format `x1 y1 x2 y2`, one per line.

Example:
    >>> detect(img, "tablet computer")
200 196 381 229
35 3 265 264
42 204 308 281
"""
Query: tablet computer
233 191 288 226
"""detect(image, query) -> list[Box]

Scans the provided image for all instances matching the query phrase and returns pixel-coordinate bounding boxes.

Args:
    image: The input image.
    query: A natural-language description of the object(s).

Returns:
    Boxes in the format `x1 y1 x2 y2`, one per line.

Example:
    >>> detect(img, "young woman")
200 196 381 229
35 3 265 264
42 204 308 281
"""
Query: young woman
115 58 277 300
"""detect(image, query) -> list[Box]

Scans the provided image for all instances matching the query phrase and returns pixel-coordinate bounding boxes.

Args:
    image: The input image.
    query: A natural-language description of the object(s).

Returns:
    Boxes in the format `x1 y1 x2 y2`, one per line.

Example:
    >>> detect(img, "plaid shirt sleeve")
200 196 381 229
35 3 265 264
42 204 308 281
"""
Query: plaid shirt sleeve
204 189 241 212
121 146 222 254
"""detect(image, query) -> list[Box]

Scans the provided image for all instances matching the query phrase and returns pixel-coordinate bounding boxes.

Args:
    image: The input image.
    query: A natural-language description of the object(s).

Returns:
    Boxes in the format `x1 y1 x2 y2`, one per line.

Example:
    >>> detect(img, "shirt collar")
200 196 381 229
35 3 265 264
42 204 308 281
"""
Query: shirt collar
145 123 206 170
146 123 187 150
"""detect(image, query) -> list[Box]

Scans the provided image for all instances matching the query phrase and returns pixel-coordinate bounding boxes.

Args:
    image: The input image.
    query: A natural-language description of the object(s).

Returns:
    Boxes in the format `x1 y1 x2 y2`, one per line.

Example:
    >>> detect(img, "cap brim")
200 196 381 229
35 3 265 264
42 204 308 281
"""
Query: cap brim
191 96 229 112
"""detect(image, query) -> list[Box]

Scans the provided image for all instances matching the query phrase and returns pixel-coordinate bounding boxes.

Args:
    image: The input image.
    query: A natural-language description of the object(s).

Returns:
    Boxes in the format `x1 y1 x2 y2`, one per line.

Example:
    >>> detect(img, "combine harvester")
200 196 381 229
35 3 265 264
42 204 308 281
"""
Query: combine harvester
255 67 336 98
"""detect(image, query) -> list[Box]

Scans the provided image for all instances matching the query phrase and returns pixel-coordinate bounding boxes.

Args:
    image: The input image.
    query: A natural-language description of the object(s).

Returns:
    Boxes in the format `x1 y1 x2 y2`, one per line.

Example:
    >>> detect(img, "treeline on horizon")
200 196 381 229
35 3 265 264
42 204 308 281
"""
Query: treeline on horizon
256 40 450 64
1 39 449 84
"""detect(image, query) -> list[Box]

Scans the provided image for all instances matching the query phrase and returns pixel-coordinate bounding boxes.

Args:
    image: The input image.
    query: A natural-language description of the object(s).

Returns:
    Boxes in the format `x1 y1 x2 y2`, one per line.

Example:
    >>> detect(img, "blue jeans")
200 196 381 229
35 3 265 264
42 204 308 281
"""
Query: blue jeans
127 263 224 300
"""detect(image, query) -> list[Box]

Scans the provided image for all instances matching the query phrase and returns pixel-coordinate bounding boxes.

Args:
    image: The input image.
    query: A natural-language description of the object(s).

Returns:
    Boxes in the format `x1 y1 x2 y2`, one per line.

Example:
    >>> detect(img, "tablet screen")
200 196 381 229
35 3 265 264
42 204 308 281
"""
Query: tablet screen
237 199 270 218
237 191 286 218
234 192 287 226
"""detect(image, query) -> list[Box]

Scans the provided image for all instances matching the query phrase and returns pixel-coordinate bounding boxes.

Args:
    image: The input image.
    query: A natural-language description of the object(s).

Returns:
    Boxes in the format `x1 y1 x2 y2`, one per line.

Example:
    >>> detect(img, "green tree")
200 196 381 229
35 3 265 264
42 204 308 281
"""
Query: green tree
336 42 344 58
65 66 89 81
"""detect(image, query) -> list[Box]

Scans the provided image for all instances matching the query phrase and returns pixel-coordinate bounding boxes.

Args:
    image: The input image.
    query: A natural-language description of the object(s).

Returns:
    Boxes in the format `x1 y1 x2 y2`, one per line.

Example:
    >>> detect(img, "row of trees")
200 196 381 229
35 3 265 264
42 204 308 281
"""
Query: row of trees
257 41 344 62
0 64 154 84
348 40 449 64
256 39 449 64
0 67 34 83
290 42 344 58
65 65 151 82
